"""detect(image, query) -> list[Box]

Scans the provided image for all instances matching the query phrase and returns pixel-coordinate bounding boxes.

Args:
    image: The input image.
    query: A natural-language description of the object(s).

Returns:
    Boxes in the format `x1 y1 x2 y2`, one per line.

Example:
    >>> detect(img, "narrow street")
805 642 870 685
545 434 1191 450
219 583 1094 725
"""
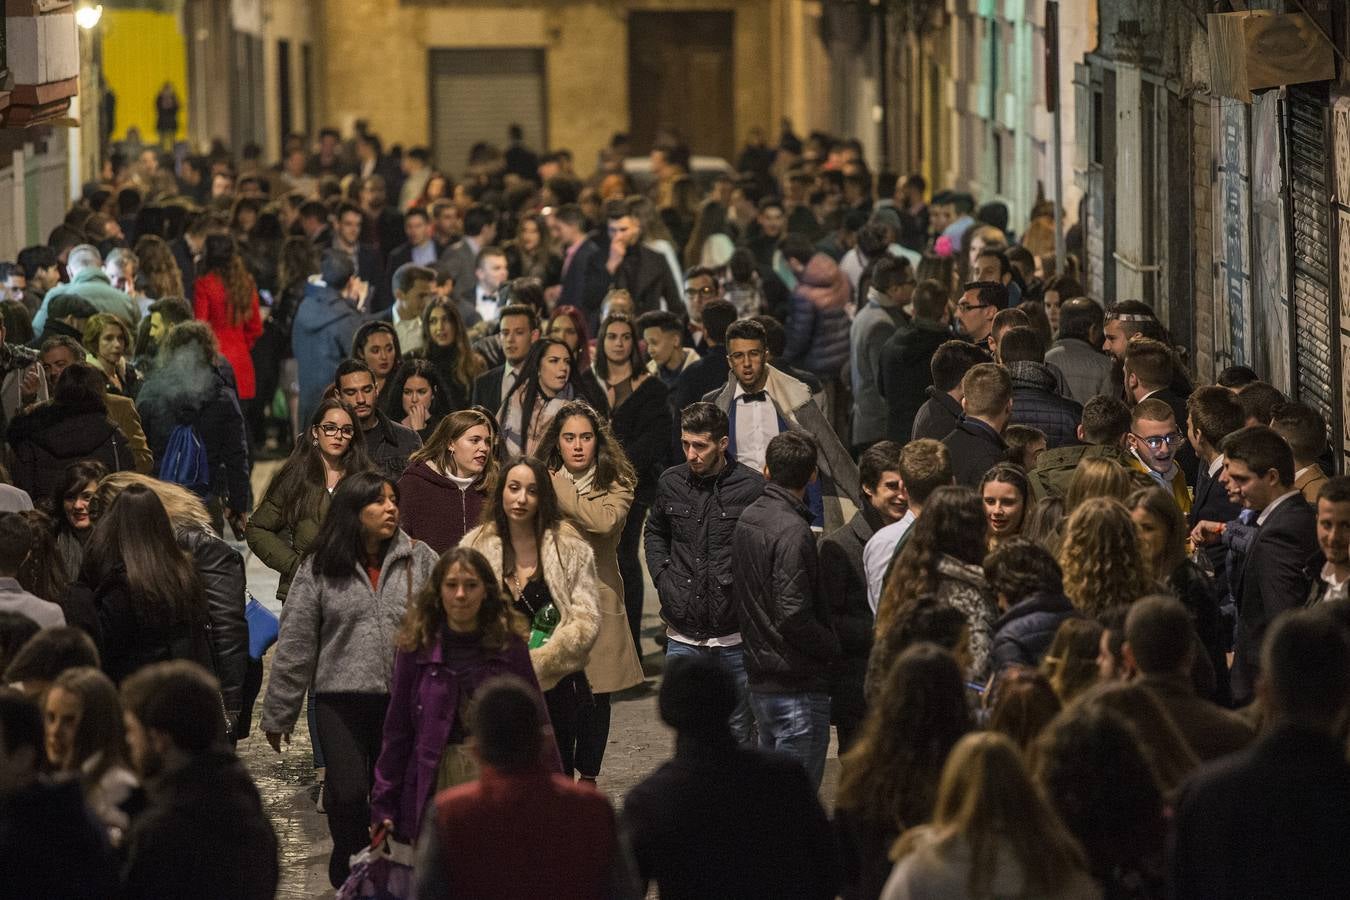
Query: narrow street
236 462 841 896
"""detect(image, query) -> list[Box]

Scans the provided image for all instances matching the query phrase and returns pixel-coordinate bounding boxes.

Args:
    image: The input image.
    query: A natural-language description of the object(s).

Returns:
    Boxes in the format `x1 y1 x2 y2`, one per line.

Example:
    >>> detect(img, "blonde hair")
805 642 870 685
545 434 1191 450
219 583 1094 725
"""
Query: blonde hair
1063 457 1132 513
892 732 1089 896
960 364 1012 419
1041 618 1104 704
1058 498 1150 616
95 471 213 532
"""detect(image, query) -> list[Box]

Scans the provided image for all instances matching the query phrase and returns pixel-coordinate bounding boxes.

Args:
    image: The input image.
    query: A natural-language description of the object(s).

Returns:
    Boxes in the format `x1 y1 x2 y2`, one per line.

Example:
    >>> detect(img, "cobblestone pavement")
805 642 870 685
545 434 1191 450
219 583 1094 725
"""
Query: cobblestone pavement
236 463 840 897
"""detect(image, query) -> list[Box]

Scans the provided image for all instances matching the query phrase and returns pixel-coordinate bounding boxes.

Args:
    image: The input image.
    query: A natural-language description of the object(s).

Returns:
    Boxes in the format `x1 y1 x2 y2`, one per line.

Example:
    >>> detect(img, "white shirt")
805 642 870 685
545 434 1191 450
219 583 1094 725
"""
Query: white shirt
410 241 437 266
1257 489 1301 526
864 510 916 613
1319 563 1350 605
474 284 501 326
391 303 424 354
732 382 779 474
1208 454 1226 478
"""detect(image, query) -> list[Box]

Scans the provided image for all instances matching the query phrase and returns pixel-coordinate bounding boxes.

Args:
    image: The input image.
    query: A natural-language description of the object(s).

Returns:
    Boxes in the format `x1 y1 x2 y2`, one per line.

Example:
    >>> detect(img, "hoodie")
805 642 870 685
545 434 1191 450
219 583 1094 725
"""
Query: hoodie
7 396 131 498
292 276 366 425
783 252 852 378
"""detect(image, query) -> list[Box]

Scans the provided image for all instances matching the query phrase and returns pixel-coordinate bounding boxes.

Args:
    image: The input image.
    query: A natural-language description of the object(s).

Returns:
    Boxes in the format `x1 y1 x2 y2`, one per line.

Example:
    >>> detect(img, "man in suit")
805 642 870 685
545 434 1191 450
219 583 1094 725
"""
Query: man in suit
604 199 684 320
941 363 1012 488
550 204 610 334
332 202 389 313
469 304 538 416
438 205 497 308
1124 337 1199 482
1270 401 1330 503
1172 608 1350 898
168 211 224 304
385 208 446 276
908 341 988 442
1194 426 1320 705
1186 386 1246 586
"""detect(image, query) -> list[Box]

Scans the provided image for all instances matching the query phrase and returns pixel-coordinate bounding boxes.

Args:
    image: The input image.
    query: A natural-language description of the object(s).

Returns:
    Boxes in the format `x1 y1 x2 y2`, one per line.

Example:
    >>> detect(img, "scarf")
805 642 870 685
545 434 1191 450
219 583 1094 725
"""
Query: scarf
563 464 596 495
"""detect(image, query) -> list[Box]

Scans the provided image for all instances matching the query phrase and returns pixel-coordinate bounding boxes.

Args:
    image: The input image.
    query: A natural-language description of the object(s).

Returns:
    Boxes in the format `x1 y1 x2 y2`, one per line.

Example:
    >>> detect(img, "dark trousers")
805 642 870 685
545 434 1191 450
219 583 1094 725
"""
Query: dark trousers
314 692 389 888
544 672 593 778
617 500 649 654
574 692 612 778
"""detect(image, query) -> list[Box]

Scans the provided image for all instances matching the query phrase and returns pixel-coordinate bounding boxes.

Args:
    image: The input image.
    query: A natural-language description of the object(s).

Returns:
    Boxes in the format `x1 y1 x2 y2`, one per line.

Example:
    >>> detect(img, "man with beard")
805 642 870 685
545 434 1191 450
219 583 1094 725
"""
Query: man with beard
119 661 278 899
333 358 421 478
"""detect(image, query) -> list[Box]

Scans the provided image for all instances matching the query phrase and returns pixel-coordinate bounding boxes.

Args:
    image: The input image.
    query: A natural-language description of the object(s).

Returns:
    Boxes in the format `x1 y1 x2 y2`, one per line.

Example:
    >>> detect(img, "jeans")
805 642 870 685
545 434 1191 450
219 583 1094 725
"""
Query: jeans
314 692 389 888
750 691 832 788
665 640 754 746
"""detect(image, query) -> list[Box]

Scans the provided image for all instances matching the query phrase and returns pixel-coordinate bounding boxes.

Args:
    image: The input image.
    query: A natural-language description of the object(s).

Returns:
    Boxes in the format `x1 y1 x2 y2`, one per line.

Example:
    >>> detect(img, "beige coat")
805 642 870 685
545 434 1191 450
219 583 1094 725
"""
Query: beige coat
461 521 601 691
551 470 644 693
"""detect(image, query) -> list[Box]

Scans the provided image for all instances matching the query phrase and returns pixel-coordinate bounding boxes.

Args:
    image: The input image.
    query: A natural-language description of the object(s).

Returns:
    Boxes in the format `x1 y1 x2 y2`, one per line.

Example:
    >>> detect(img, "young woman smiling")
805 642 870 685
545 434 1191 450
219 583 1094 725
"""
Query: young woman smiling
398 408 498 552
535 401 644 781
981 464 1034 551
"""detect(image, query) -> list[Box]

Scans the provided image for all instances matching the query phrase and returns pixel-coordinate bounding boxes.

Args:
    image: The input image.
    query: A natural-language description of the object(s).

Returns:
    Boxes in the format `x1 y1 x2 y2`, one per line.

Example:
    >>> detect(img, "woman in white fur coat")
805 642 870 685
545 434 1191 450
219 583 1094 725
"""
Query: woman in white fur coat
460 454 601 777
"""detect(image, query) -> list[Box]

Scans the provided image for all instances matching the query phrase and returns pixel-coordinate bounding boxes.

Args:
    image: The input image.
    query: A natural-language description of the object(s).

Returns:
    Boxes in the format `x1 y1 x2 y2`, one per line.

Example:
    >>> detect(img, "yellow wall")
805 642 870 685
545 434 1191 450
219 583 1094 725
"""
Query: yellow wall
101 9 190 142
318 0 787 177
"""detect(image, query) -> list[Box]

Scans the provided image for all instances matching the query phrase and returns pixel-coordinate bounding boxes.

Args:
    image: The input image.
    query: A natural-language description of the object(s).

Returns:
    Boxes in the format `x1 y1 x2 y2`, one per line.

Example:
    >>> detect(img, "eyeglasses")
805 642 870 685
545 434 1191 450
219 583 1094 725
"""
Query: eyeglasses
319 423 356 439
727 349 764 363
1132 431 1187 452
956 302 990 313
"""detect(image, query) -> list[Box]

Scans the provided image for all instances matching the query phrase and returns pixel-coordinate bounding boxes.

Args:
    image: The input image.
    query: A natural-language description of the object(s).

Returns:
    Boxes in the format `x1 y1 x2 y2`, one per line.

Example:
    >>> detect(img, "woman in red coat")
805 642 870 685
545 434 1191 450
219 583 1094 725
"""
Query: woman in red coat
194 234 263 401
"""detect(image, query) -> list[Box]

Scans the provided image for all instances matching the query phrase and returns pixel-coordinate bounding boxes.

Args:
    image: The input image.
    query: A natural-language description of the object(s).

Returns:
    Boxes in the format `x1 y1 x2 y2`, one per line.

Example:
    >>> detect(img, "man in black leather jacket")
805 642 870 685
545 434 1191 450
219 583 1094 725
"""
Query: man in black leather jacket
644 402 764 745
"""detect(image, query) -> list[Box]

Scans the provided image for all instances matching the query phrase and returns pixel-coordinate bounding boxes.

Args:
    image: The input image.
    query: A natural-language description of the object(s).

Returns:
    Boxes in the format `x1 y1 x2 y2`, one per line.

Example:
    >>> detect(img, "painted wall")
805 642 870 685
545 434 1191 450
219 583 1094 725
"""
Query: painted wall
101 9 190 143
316 0 787 176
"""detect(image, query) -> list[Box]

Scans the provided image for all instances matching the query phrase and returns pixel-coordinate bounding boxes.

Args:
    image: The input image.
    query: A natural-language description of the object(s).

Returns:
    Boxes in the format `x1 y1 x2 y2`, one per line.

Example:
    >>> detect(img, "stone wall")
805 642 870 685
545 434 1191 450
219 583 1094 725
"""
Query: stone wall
316 0 782 174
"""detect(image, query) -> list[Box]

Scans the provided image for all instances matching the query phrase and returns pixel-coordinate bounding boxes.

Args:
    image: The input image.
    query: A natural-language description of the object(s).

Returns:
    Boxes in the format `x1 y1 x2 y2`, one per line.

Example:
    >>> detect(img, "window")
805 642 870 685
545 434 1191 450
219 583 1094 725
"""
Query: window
1092 89 1104 165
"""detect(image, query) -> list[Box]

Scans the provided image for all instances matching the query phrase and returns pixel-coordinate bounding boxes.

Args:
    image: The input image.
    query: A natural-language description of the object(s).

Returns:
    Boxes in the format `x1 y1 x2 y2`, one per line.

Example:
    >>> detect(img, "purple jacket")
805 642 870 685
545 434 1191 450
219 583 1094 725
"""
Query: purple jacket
370 632 549 839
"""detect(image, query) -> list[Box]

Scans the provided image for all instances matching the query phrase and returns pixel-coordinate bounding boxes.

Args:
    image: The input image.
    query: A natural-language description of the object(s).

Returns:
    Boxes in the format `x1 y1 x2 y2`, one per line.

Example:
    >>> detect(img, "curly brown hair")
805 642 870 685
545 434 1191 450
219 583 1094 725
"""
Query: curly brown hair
532 400 636 492
875 486 986 639
1057 498 1151 616
396 546 527 652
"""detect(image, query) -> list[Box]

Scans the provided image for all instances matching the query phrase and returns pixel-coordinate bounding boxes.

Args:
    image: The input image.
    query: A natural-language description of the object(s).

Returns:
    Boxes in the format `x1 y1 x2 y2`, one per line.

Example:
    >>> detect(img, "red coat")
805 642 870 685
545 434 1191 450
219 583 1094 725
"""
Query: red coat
422 765 622 899
194 273 263 400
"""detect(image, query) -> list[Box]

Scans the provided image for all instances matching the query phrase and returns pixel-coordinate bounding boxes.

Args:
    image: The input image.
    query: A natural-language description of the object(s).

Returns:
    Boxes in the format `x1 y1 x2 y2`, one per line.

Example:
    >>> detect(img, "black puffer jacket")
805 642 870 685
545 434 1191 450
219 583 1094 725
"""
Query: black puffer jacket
7 397 133 498
732 483 840 693
990 591 1081 672
644 457 764 640
1006 361 1082 450
177 525 249 735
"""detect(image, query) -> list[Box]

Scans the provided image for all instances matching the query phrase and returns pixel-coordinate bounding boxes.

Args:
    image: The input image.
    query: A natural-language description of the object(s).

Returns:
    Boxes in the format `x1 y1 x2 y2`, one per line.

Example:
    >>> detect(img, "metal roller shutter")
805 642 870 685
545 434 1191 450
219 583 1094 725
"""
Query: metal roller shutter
1286 86 1339 438
428 49 546 180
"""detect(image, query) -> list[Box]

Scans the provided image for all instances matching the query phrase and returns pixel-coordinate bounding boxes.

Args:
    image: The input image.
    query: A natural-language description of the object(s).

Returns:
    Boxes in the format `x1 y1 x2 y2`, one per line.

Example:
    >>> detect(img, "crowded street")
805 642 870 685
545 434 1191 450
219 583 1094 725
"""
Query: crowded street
4 1 1350 899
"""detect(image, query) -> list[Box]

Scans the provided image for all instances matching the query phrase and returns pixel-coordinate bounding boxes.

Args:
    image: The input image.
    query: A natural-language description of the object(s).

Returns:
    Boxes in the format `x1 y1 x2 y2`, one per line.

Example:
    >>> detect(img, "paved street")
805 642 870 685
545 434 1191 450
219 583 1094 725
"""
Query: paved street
235 463 840 897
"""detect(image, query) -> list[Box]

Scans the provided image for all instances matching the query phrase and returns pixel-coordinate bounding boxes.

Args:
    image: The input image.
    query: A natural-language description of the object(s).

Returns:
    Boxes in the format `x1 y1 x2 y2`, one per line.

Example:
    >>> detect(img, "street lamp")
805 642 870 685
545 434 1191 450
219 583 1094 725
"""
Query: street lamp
75 4 103 30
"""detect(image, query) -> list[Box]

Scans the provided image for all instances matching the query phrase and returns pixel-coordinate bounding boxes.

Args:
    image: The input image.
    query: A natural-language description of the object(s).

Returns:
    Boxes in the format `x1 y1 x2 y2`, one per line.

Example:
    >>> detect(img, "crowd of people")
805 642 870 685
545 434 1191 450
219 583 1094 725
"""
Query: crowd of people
1 118 1349 899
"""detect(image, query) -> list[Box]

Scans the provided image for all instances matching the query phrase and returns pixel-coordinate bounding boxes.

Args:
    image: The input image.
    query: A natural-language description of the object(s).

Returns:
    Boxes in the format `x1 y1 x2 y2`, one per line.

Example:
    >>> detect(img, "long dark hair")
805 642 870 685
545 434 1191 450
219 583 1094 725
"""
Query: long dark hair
258 398 375 528
838 644 972 830
480 456 562 579
396 546 527 652
16 509 69 602
876 486 986 638
501 338 574 447
82 483 204 625
48 666 128 786
419 297 481 391
593 313 644 382
201 233 255 324
548 305 592 369
46 460 107 538
352 320 402 375
309 470 400 580
383 357 458 425
533 400 636 492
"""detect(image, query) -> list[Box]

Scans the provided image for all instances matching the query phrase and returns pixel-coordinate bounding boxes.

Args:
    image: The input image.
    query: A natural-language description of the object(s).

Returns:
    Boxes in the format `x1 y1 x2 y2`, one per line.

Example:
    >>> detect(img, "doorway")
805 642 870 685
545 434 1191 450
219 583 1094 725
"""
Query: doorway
628 12 735 160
